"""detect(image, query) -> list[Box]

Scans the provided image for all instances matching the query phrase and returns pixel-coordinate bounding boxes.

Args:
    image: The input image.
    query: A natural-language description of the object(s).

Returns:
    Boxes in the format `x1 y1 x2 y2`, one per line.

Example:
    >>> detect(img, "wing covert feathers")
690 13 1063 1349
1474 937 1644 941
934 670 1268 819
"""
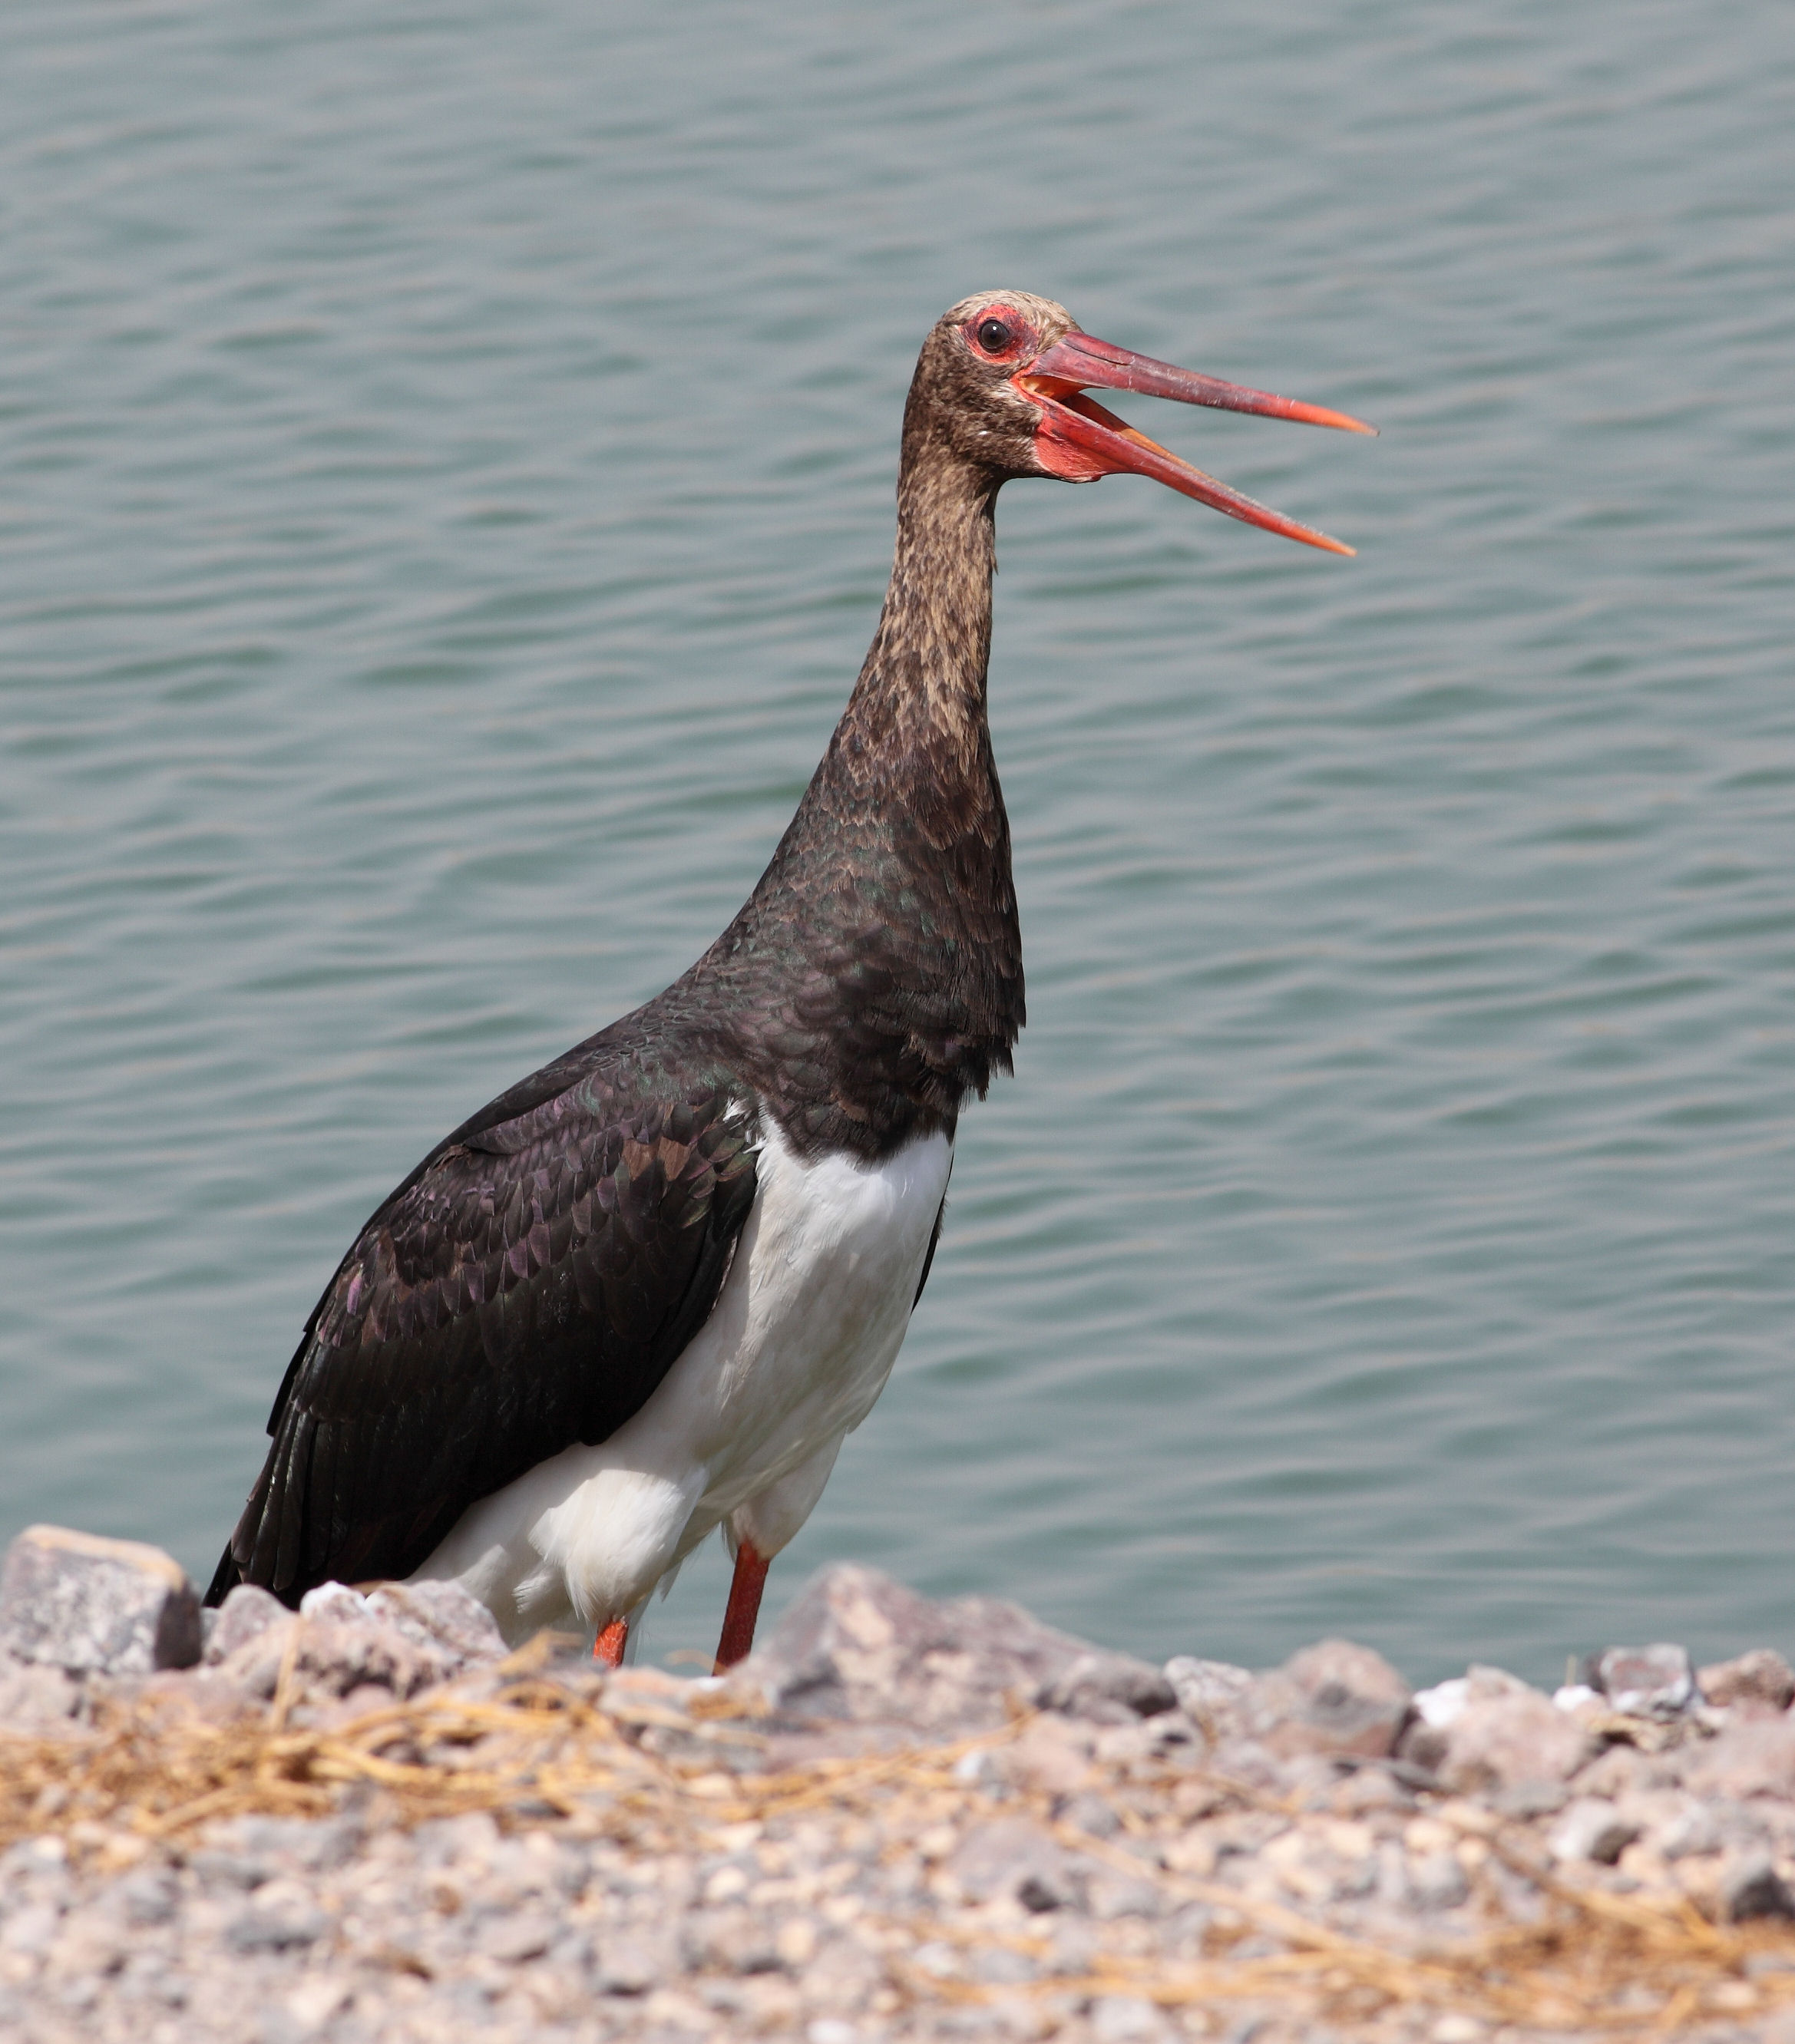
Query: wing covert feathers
213 1078 757 1605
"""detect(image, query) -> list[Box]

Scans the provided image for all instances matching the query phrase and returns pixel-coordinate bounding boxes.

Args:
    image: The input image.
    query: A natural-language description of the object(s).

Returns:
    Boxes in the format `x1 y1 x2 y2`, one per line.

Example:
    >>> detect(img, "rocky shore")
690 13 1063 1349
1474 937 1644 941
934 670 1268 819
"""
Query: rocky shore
4 1526 1795 2042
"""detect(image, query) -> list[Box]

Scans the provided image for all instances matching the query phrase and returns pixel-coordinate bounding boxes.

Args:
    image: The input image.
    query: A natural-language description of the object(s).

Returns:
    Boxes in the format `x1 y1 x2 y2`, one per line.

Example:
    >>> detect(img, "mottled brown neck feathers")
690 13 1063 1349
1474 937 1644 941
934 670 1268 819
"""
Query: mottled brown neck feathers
694 426 1025 1161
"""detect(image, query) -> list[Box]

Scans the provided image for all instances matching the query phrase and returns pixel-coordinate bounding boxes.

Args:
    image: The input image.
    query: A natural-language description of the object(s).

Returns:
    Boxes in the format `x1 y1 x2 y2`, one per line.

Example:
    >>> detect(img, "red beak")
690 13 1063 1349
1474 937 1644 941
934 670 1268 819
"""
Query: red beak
1014 330 1374 556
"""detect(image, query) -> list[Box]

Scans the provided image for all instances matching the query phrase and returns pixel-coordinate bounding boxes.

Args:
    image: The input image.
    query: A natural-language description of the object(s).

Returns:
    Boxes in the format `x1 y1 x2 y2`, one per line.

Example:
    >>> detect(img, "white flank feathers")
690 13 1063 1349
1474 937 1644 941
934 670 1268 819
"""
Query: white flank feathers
408 1118 951 1643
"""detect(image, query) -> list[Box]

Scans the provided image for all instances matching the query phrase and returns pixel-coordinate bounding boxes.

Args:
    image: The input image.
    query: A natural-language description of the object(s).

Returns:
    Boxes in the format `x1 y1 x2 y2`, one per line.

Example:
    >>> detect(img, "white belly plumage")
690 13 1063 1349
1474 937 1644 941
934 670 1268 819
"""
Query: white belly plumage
408 1118 953 1644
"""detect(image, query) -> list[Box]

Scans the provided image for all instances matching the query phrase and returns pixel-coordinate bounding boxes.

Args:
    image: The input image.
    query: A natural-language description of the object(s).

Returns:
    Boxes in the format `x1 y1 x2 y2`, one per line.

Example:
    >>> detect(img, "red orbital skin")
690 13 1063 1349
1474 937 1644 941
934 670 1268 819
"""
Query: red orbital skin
713 1540 771 1673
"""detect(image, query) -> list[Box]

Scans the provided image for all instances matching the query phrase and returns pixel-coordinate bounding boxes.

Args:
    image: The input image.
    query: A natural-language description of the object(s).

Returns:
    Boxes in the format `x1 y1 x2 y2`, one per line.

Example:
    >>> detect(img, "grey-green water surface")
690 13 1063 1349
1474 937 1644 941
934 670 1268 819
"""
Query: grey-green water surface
3 2 1792 1689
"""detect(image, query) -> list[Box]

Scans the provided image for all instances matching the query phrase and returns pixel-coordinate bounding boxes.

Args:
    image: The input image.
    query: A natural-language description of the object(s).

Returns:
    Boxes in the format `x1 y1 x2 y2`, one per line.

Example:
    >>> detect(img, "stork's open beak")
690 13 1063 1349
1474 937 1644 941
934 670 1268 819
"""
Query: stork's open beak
1014 330 1375 556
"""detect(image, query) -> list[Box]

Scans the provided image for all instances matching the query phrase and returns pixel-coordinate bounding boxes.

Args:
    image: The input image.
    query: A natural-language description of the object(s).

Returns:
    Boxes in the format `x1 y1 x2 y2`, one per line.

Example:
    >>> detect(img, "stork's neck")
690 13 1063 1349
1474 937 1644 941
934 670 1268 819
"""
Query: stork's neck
838 454 997 765
697 444 1025 1161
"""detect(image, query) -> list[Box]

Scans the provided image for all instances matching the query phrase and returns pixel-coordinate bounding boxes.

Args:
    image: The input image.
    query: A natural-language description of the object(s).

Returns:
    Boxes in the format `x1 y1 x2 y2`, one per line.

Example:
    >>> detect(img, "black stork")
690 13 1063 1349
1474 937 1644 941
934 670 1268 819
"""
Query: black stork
208 291 1370 1672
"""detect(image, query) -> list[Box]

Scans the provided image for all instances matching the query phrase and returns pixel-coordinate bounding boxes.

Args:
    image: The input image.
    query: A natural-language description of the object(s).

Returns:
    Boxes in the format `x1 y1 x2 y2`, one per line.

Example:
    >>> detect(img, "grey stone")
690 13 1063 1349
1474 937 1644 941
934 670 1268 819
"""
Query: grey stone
1407 1682 1592 1795
680 1906 780 1973
224 1890 327 1952
1059 1791 1122 1838
1162 1656 1253 1729
1723 1851 1795 1922
1658 1803 1723 1860
950 1817 1078 1911
738 1563 1171 1731
415 1810 501 1868
1407 1851 1470 1910
0 1524 200 1676
212 1580 491 1703
1684 1718 1795 1801
0 1653 83 1726
1587 1643 1697 1718
1491 1779 1570 1821
0 1902 62 1956
212 1613 296 1700
118 1868 180 1927
1239 1639 1411 1761
188 1849 273 1891
595 1935 659 1994
213 1815 362 1873
1089 1871 1163 1920
972 1945 1038 1984
479 1910 556 1963
1090 1994 1172 2042
203 1584 289 1666
363 1579 507 1669
1549 1798 1643 1866
1039 1649 1176 1723
1701 1649 1795 1712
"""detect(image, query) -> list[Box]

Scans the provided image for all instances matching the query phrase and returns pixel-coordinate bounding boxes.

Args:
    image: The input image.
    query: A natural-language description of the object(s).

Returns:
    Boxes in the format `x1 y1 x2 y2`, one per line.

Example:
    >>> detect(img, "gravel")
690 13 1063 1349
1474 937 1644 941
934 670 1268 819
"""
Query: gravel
4 1531 1795 2041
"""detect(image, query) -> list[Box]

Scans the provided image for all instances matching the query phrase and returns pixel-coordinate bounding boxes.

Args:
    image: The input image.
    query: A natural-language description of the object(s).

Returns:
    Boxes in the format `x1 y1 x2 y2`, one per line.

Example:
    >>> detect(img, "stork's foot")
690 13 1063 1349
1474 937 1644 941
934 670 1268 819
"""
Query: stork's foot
593 1618 628 1668
714 1540 769 1673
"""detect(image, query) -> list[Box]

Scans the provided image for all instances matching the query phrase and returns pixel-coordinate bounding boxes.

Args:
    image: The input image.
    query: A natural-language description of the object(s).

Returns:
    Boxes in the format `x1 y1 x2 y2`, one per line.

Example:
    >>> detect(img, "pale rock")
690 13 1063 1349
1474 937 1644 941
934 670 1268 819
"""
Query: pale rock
739 1563 1172 1731
1549 1798 1643 1866
1059 1791 1122 1839
1161 1655 1253 1730
1407 1679 1593 1795
1657 1802 1724 1860
1701 1649 1795 1712
0 1655 83 1727
1684 1718 1795 1802
948 1818 1078 1911
1722 1850 1795 1922
0 1904 62 1957
1090 1993 1172 2042
0 1525 200 1676
1038 1649 1176 1723
1003 1714 1093 1797
1552 1683 1603 1716
595 1935 658 1994
223 1877 326 1952
364 1578 506 1667
1088 1870 1162 1920
283 1978 351 2034
202 1584 288 1666
1240 1639 1411 1761
212 1612 298 1700
1407 1850 1470 1910
208 1578 492 1704
1412 1663 1531 1731
297 1583 365 1623
774 1917 817 1969
480 1910 556 1962
118 1867 180 1927
1588 1643 1696 1718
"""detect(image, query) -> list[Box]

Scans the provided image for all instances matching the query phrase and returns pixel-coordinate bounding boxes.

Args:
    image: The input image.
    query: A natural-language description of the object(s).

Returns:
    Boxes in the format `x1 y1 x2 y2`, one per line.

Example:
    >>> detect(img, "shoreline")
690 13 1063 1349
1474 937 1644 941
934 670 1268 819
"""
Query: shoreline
3 1527 1795 2042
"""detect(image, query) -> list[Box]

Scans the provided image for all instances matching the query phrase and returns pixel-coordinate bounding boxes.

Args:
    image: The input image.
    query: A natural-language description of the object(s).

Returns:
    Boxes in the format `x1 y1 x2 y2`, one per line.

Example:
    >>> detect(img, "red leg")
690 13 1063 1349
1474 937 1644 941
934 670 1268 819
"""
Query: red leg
713 1539 769 1673
593 1617 628 1668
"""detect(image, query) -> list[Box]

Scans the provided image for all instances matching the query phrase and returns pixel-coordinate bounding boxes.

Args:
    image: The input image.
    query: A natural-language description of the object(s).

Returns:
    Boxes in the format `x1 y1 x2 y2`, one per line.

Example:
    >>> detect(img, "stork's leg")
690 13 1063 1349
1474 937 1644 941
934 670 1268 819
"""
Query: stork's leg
593 1618 628 1668
715 1434 848 1673
713 1540 769 1673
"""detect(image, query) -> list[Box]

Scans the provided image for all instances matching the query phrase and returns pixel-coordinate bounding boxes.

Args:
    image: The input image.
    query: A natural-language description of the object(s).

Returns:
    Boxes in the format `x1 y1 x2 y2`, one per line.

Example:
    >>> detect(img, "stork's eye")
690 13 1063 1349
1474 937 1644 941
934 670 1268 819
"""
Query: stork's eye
977 317 1014 354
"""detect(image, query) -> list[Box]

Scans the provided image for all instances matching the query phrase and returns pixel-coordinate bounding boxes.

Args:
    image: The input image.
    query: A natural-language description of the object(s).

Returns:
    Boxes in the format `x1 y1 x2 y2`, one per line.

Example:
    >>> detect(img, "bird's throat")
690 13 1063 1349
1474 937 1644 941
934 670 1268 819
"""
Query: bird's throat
841 463 997 768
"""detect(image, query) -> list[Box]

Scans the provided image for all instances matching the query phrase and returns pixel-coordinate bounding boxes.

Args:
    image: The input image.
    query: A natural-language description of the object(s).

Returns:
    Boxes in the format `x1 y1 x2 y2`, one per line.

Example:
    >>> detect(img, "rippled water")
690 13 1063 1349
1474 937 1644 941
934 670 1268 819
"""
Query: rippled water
4 1 1793 1687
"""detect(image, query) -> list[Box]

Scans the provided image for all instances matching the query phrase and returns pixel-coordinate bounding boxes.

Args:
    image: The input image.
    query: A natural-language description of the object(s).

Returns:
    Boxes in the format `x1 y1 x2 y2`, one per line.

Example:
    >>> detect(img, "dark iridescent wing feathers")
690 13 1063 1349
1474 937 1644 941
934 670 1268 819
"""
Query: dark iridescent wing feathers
210 1055 758 1606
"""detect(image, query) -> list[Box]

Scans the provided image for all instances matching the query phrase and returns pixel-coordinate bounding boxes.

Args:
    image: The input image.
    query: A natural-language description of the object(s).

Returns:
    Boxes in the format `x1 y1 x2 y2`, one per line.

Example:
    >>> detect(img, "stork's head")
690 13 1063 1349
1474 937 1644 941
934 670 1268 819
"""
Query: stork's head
907 289 1374 555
